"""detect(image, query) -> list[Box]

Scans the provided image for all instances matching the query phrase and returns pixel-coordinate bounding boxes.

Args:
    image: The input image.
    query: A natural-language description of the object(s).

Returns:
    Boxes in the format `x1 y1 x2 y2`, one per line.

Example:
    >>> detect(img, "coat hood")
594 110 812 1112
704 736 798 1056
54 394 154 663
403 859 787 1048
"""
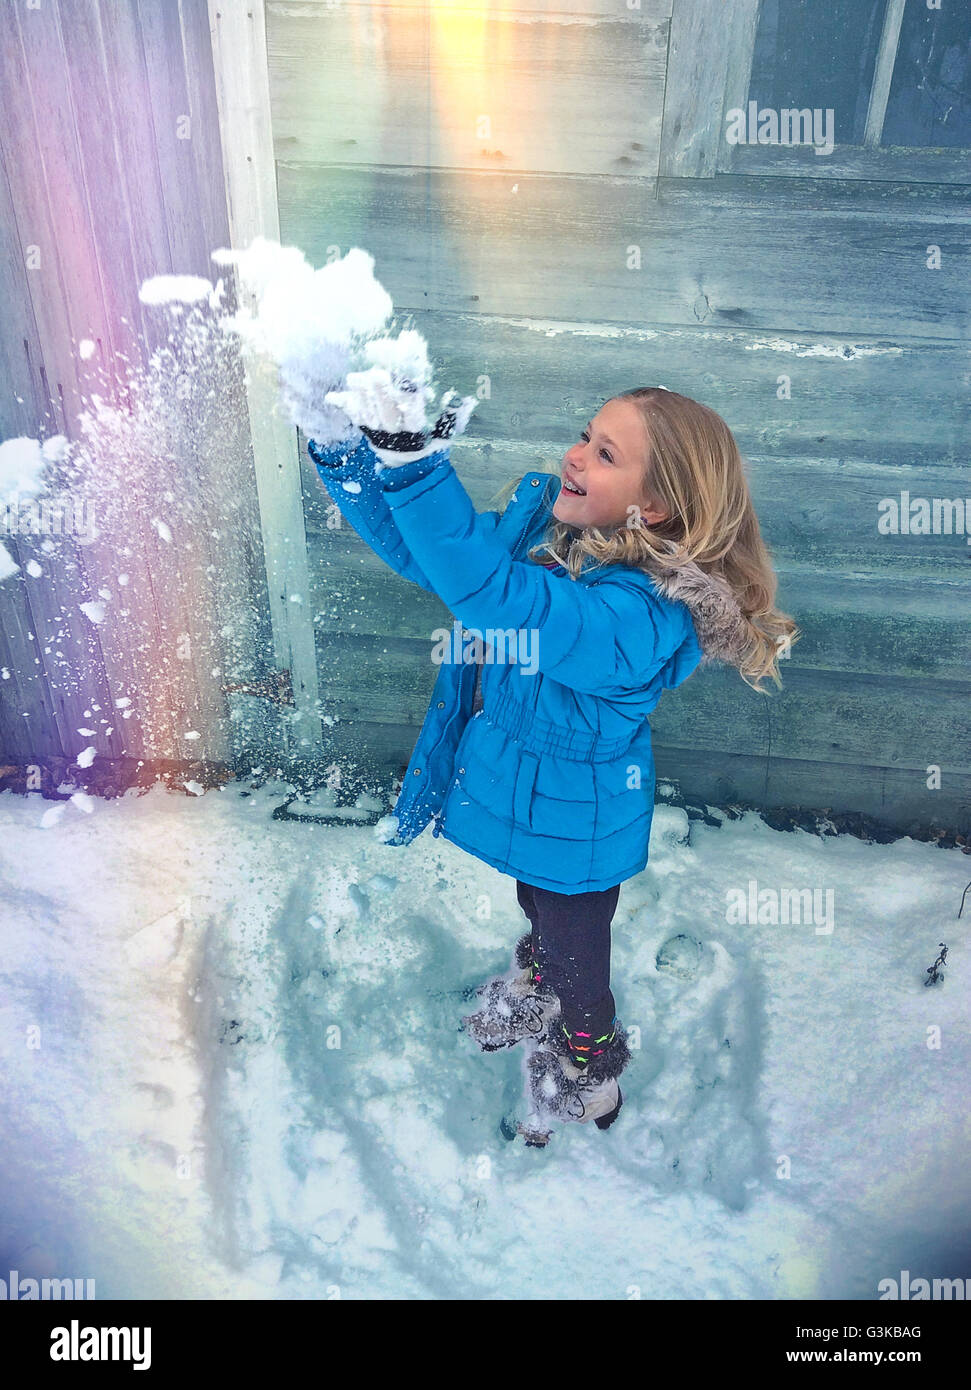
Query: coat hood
637 536 751 669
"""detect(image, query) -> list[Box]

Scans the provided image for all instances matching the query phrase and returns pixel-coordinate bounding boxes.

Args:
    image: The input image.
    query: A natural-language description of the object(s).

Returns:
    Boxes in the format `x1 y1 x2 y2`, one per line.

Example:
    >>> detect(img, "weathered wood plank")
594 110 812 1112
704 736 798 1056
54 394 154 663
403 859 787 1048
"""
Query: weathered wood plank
208 0 325 757
650 665 971 776
114 0 232 760
303 435 971 575
0 144 49 442
0 0 164 764
277 166 969 340
0 529 131 766
304 532 971 680
0 3 142 763
660 0 761 177
784 571 971 682
51 0 195 768
299 715 971 836
0 5 110 431
727 144 971 186
179 0 237 279
66 0 214 760
58 2 157 386
732 457 971 577
271 1 674 14
652 742 971 835
134 1 216 286
298 309 968 464
311 631 971 770
267 3 669 177
0 537 66 762
865 0 912 147
0 139 64 761
96 0 182 364
147 0 279 762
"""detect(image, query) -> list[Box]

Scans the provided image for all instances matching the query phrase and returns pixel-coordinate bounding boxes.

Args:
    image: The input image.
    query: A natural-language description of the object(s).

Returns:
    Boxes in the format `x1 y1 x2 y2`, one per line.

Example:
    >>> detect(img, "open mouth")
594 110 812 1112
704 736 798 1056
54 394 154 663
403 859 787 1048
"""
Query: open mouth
562 477 586 496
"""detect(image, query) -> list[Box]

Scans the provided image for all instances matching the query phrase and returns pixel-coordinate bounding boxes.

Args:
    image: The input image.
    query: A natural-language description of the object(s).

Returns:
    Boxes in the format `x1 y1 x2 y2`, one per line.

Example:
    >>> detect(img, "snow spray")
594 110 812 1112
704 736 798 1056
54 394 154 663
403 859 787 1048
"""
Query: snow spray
0 238 437 759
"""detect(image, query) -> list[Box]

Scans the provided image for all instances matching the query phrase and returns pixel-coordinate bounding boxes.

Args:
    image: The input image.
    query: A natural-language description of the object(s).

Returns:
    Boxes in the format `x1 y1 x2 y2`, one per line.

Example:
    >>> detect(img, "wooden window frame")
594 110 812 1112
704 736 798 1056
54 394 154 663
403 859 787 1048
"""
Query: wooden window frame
660 0 971 184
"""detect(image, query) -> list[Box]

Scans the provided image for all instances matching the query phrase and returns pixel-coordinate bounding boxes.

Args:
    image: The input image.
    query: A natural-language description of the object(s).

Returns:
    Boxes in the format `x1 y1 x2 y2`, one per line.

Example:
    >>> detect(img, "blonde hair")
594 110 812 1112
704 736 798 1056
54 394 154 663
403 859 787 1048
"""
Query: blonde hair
490 388 800 694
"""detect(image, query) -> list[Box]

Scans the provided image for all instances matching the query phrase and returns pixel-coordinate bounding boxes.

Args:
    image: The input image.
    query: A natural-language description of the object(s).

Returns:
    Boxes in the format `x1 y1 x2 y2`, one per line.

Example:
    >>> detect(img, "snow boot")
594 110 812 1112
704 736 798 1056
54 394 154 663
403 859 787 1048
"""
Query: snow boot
521 1018 631 1138
462 933 561 1052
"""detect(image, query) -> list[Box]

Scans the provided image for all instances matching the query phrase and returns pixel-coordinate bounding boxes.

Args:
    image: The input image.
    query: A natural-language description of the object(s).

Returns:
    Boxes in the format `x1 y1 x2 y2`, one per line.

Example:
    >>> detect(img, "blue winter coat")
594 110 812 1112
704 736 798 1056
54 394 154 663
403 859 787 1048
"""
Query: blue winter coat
309 433 705 893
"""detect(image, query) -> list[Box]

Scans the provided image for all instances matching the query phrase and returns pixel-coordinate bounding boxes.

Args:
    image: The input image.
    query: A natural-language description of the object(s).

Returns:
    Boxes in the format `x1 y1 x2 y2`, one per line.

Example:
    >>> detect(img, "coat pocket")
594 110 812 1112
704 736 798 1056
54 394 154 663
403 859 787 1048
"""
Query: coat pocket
512 752 540 828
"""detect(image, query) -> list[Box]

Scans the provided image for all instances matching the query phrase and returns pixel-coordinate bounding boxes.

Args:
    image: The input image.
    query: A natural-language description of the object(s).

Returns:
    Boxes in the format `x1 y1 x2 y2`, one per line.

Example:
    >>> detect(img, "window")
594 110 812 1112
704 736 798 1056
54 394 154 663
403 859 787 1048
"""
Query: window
722 0 971 180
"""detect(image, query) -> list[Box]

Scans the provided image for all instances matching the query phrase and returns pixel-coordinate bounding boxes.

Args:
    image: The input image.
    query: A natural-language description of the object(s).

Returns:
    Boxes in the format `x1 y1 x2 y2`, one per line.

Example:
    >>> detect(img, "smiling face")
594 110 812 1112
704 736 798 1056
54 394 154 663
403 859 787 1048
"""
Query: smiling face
552 397 667 531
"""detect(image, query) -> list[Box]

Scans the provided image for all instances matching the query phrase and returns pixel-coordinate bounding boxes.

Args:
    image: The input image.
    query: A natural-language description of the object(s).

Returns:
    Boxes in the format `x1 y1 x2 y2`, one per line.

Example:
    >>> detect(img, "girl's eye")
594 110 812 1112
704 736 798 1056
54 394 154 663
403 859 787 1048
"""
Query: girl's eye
580 431 612 462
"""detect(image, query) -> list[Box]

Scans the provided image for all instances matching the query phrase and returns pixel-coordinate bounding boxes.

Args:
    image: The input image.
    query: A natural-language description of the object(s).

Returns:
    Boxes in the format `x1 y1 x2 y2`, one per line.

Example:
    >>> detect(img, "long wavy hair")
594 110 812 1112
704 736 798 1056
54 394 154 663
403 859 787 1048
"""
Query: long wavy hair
490 387 800 694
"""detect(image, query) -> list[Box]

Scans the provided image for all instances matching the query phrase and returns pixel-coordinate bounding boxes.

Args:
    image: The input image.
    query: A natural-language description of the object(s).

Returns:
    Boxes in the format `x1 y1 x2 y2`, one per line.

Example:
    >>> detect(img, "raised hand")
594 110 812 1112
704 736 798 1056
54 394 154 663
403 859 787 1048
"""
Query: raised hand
325 331 477 465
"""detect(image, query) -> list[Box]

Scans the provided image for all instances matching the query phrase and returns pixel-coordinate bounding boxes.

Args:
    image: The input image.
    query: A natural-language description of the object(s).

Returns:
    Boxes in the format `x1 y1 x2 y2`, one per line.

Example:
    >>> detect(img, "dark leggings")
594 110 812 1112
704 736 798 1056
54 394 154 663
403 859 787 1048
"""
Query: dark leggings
516 879 620 1039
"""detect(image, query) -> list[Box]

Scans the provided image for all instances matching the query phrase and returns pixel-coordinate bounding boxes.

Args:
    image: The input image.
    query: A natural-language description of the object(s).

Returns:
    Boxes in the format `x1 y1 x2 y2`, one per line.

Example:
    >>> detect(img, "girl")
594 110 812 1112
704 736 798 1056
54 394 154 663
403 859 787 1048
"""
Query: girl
310 355 798 1144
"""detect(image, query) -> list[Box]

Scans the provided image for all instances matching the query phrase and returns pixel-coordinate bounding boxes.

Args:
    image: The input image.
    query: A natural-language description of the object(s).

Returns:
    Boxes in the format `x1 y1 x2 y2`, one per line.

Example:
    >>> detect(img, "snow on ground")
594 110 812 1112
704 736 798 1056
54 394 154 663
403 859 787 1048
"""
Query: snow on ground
0 779 969 1300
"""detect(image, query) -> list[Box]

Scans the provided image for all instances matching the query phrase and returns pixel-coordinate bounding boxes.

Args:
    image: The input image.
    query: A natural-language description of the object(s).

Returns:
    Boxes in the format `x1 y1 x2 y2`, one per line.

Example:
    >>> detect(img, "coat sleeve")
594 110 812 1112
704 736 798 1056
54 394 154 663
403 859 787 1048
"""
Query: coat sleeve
380 446 694 694
309 433 501 595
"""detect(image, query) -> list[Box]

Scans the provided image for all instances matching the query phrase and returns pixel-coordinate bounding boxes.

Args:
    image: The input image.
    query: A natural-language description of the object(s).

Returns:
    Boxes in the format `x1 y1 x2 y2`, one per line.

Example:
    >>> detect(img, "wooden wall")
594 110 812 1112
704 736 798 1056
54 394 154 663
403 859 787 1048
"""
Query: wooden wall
0 0 274 774
2 0 966 831
270 0 971 833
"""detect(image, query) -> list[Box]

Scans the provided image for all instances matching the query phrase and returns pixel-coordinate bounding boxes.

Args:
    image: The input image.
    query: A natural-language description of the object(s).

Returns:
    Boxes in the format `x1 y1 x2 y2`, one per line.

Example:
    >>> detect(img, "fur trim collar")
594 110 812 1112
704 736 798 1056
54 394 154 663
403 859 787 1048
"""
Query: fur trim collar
638 537 751 669
517 475 750 669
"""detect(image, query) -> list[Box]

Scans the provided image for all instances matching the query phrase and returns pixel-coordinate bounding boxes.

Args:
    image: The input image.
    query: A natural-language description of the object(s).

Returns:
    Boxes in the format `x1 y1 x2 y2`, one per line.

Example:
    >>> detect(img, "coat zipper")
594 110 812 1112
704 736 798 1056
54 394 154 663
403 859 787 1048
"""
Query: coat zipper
510 476 552 557
433 478 551 840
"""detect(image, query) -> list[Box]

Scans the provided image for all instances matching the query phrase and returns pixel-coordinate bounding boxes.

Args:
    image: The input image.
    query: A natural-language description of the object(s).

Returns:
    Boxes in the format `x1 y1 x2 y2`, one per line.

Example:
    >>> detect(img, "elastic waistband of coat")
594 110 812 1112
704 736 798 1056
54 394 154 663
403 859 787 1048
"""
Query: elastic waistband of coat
484 687 638 763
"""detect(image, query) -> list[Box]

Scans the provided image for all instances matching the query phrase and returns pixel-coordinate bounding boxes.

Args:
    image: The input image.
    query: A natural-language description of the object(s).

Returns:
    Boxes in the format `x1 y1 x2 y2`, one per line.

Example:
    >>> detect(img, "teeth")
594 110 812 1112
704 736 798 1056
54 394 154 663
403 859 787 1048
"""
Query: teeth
563 480 585 495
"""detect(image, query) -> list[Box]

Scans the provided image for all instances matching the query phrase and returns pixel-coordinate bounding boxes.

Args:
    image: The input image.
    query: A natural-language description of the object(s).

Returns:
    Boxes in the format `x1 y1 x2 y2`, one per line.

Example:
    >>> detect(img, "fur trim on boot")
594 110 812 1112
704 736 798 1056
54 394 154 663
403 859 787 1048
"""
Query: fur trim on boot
462 935 560 1052
513 932 535 974
526 1025 631 1130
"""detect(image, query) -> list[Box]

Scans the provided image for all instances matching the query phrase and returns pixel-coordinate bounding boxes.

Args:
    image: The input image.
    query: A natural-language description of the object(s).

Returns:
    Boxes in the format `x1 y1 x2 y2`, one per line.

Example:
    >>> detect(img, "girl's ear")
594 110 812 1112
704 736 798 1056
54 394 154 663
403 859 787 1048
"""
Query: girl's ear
640 503 669 526
639 477 671 526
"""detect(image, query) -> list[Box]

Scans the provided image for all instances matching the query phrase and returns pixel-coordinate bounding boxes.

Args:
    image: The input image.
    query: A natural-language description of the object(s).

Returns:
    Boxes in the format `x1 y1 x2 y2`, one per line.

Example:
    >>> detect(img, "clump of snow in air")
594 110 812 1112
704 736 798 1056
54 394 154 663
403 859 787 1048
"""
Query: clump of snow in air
138 274 221 307
325 328 435 434
210 238 399 446
1 780 969 1299
0 435 69 579
1 237 410 751
324 330 478 442
79 600 106 625
0 434 66 495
